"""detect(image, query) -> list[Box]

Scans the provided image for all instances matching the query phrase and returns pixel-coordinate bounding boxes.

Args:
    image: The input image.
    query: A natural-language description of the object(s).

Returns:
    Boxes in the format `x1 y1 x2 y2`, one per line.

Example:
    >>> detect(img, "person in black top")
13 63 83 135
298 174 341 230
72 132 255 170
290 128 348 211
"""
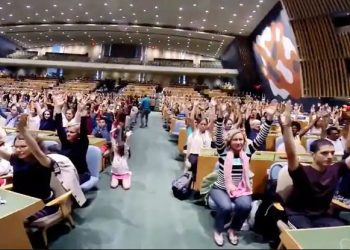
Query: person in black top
53 95 90 184
0 114 58 222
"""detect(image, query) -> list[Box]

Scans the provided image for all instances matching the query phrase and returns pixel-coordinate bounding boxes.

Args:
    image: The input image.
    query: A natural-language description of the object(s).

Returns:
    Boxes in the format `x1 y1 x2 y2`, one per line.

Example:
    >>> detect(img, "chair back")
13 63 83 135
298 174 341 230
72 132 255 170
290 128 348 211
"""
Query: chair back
86 145 102 178
50 173 72 214
275 167 293 203
306 138 317 152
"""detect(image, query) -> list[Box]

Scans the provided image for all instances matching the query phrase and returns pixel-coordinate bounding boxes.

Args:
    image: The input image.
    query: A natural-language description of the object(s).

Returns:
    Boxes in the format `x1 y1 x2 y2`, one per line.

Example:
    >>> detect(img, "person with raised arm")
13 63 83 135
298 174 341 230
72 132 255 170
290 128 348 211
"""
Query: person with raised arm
280 101 350 228
208 100 277 246
1 114 58 221
53 95 90 184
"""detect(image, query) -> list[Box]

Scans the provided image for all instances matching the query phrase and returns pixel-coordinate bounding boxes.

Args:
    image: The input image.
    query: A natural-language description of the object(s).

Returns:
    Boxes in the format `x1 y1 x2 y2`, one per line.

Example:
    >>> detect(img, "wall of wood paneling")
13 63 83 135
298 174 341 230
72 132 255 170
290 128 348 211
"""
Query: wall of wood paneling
282 0 350 97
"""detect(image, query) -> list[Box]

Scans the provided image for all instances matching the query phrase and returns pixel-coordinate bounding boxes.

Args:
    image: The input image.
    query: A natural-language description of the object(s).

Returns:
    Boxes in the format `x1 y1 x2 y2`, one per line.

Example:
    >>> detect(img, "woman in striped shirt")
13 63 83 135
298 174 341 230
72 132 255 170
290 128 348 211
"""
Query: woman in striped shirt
209 101 277 246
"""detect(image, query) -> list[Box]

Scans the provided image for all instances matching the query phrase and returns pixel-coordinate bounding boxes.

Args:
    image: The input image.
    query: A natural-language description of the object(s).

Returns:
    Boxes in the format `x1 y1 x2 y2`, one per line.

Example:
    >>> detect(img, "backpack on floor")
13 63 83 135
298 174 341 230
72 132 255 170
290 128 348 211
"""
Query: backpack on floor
172 172 193 200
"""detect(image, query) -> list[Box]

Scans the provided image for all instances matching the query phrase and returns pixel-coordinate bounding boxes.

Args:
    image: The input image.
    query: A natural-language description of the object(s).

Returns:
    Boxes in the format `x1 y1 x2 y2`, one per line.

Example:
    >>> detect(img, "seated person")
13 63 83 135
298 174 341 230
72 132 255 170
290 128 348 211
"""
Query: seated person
54 96 90 184
280 103 350 229
0 127 12 176
325 126 344 155
0 114 58 222
92 117 111 156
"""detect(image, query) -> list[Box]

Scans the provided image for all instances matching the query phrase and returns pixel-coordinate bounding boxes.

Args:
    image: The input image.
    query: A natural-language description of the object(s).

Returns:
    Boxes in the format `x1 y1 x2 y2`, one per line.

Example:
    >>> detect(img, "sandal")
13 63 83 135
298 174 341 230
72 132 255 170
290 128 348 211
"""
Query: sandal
213 231 224 247
227 230 239 245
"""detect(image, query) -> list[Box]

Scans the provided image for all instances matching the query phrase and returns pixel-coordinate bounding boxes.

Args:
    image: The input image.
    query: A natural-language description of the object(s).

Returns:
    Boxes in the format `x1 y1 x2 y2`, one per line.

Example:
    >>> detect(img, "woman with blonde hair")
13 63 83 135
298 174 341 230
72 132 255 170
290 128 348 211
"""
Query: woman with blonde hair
209 101 277 246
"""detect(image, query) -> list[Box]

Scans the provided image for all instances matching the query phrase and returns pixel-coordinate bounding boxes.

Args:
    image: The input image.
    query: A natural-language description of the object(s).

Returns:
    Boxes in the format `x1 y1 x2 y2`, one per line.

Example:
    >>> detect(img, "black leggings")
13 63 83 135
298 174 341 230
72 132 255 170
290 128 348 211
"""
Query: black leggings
188 154 199 182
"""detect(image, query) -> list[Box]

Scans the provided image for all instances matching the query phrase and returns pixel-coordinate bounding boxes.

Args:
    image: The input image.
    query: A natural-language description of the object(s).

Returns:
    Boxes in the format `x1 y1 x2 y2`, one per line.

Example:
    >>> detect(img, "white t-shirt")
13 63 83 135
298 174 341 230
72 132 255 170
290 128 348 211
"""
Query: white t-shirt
326 137 344 155
0 144 13 175
187 130 211 155
111 155 130 175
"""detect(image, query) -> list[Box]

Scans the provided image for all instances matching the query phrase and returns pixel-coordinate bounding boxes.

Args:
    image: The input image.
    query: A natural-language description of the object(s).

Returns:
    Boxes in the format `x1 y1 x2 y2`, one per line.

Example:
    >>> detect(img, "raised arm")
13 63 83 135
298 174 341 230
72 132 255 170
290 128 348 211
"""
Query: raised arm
216 103 226 155
299 115 320 137
281 102 299 171
17 114 51 167
53 96 69 144
247 100 277 155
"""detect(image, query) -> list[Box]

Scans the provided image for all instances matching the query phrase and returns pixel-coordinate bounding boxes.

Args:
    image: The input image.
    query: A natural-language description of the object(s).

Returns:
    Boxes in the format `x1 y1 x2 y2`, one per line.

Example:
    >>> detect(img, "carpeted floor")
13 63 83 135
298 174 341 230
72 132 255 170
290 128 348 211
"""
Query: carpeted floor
48 112 269 249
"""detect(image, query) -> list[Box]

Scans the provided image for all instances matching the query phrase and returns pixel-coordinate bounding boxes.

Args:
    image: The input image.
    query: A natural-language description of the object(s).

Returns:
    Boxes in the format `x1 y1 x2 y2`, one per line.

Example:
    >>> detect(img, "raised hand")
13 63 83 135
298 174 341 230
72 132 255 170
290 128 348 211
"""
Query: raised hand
264 99 278 121
280 101 292 126
17 114 28 133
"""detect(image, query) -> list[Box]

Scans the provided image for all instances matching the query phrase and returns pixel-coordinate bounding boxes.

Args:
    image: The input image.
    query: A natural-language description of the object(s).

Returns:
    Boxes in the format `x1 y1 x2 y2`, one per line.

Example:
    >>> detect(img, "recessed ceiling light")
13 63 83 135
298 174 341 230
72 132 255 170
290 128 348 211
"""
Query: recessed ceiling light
26 5 31 8
122 16 126 19
78 3 82 6
239 31 242 34
200 26 204 29
130 3 133 7
66 18 71 21
229 20 233 23
7 2 11 5
85 12 89 15
104 3 108 6
241 28 244 31
155 14 159 17
34 27 37 30
100 15 103 18
193 3 197 7
35 13 39 16
244 24 247 27
239 3 244 6
220 6 224 10
156 21 159 25
179 7 183 11
45 9 49 12
214 24 217 27
205 10 209 13
178 23 181 26
61 12 64 15
52 15 55 18
259 0 264 2
252 10 256 13
109 12 112 15
27 16 31 19
132 13 136 15
256 4 260 8
43 19 47 22
178 16 182 19
203 19 206 22
8 14 12 17
76 15 79 18
112 19 116 21
57 27 60 29
246 20 250 23
155 6 158 9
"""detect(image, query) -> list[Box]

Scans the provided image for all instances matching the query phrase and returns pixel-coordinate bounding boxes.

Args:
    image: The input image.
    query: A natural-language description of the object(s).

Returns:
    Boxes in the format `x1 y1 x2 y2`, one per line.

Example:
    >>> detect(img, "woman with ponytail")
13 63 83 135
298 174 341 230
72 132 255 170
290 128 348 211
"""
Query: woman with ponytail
209 100 277 246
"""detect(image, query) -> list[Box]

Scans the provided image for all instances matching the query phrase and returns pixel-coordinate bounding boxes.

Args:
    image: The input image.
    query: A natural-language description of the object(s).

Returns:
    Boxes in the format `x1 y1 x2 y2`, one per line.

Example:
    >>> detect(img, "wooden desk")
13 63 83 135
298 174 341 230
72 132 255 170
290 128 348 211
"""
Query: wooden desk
177 128 187 154
280 226 350 249
193 149 218 191
0 190 44 249
250 152 276 194
266 133 279 151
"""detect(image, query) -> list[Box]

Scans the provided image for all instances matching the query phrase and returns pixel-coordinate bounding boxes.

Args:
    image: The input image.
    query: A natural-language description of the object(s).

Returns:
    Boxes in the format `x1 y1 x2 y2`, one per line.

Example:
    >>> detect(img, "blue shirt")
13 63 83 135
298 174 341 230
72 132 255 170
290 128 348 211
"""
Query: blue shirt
92 126 111 142
140 97 151 111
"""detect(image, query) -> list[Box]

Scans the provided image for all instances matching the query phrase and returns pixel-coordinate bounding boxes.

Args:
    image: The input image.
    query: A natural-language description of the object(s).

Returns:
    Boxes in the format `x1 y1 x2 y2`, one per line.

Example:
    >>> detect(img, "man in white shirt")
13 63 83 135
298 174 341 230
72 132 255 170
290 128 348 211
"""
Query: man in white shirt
325 126 344 155
0 127 13 176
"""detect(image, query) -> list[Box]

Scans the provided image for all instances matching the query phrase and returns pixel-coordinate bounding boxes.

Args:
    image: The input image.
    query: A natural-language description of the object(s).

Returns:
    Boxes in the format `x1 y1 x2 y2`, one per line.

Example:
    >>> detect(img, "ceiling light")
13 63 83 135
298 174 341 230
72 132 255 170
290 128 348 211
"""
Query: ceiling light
8 14 12 17
244 24 247 27
193 3 197 6
43 19 47 22
178 16 182 19
252 10 256 13
246 20 250 23
178 23 181 26
200 26 204 29
112 19 116 21
129 3 133 7
18 20 22 23
154 6 158 9
76 15 79 18
203 19 206 22
256 5 260 8
7 2 11 5
122 16 126 18
57 27 60 29
220 6 224 10
100 15 103 18
26 5 31 8
241 28 244 31
156 21 159 25
61 12 64 15
259 0 264 2
9 28 12 31
179 7 183 11
27 16 31 19
78 3 82 6
45 9 49 12
85 12 89 15
214 24 217 27
104 3 108 6
52 15 55 18
155 14 159 17
239 3 244 6
205 10 209 13
34 27 37 30
132 13 136 15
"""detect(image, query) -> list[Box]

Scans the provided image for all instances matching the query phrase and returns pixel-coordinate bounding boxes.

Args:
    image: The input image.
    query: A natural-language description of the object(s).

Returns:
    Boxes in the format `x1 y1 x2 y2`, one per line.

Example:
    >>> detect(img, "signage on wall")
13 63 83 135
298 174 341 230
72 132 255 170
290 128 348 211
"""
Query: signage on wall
253 10 302 100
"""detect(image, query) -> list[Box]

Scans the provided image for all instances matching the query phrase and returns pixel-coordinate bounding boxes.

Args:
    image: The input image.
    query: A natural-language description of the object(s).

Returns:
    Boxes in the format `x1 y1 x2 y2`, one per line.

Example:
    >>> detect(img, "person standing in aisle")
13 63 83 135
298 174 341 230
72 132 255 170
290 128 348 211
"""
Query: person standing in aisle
140 94 151 128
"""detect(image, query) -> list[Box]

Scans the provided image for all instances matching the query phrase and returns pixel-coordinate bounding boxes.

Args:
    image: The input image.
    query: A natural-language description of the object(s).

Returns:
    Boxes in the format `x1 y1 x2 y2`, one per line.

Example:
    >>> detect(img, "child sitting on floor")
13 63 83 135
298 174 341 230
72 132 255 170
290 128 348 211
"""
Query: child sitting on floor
110 141 131 190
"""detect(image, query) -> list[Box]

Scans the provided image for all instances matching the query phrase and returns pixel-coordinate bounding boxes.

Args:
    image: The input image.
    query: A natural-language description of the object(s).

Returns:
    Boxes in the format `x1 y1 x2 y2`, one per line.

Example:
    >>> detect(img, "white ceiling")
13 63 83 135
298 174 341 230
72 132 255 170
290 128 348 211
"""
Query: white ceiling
0 0 278 58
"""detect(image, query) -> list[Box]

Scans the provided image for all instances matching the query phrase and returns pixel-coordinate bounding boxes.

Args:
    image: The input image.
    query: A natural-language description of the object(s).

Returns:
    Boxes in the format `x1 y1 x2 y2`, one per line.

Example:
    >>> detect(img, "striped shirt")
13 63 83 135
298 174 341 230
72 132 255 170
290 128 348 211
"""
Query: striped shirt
213 117 272 190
